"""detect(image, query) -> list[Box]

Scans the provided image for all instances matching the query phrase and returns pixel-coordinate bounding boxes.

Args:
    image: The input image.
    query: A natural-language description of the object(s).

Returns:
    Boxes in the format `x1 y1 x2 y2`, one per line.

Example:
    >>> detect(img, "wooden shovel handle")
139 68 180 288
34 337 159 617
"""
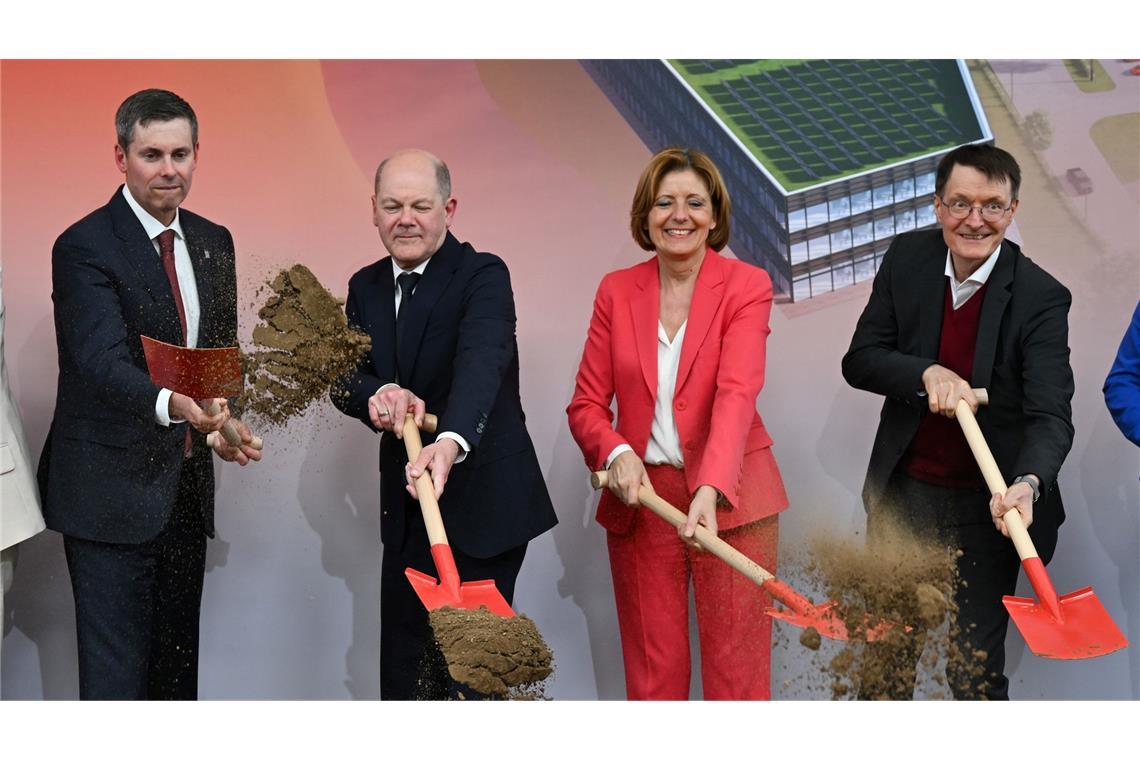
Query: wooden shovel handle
203 401 262 450
954 399 1037 561
921 388 989 405
403 414 449 547
591 470 775 585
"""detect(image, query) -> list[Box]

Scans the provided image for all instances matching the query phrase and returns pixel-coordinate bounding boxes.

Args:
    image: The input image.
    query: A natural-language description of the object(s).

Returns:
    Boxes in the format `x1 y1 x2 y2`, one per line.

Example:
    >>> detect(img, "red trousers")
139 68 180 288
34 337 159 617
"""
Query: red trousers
606 465 779 700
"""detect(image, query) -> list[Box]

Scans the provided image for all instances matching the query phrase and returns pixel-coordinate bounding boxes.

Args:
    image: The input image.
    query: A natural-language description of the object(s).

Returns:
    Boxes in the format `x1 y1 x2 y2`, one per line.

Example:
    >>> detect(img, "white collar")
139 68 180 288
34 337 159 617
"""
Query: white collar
944 242 1002 288
121 185 185 244
390 256 431 283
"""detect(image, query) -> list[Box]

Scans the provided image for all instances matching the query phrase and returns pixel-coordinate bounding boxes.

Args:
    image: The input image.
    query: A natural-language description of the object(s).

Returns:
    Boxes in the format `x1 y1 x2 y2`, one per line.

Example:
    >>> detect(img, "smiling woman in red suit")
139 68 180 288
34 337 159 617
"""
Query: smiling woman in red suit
567 147 788 700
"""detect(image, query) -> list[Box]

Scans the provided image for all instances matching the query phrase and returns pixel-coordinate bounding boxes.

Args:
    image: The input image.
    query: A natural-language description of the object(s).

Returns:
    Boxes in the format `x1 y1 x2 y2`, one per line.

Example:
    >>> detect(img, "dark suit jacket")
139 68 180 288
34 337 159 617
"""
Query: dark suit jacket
38 188 237 544
842 229 1073 561
333 232 557 558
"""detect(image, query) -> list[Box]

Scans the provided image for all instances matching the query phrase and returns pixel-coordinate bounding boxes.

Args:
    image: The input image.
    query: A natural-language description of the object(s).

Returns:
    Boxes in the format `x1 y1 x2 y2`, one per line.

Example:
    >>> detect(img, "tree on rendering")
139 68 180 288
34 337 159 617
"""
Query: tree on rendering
1023 110 1053 151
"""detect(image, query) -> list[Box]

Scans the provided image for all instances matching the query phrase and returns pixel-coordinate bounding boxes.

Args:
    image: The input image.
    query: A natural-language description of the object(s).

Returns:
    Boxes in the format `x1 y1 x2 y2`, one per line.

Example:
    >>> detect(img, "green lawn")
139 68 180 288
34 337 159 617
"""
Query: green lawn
1090 112 1140 184
1063 59 1116 93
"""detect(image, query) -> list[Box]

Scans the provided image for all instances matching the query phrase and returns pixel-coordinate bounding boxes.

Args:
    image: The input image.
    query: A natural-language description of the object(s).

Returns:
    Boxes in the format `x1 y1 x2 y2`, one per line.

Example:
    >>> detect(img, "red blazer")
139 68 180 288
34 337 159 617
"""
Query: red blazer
567 250 789 534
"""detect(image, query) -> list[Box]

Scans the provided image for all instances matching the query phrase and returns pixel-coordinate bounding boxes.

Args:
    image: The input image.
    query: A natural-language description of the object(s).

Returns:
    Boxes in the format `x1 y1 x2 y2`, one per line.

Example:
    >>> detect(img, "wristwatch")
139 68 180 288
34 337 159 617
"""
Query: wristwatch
1012 475 1040 503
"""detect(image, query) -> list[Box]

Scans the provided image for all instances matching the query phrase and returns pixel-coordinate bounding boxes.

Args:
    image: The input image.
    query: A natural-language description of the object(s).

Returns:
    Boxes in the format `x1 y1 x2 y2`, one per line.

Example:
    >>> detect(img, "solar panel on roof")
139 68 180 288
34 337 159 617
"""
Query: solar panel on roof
668 58 982 190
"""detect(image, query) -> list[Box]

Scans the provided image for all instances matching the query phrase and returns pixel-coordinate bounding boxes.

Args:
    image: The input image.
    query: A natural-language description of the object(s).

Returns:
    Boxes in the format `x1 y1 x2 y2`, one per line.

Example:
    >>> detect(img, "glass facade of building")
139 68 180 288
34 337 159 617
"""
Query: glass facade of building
785 158 940 301
583 59 987 302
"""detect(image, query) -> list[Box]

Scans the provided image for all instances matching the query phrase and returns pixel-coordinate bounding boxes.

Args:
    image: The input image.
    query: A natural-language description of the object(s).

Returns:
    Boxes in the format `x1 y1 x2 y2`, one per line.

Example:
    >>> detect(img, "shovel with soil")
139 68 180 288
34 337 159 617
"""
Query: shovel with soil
954 398 1129 659
140 336 263 451
589 470 891 643
403 413 553 697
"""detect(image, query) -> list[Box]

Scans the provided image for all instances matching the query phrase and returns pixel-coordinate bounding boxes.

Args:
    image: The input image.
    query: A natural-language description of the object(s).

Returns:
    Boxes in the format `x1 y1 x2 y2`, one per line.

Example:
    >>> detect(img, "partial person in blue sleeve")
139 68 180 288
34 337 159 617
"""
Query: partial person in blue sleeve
1104 301 1140 447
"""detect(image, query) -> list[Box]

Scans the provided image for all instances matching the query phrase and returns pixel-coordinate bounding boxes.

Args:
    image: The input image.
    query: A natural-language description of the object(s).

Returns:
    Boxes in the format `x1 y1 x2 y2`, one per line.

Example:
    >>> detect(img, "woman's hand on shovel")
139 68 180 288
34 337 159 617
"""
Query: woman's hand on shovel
990 480 1035 537
607 450 653 506
681 485 719 550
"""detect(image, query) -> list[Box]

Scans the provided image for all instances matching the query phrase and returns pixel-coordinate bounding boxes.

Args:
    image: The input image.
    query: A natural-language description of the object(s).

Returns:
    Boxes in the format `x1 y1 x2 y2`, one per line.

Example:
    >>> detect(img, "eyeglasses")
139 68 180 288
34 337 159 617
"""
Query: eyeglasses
939 197 1014 222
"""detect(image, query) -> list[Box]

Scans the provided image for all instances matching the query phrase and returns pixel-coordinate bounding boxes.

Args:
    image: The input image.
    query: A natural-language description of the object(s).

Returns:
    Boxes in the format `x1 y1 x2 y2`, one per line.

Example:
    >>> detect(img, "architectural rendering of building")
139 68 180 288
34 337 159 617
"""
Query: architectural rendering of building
583 59 993 301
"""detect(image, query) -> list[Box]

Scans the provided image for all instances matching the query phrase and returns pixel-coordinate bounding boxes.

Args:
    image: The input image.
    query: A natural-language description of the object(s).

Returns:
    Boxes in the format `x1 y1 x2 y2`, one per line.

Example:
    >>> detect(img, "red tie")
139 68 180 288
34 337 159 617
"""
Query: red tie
157 229 188 344
157 229 192 457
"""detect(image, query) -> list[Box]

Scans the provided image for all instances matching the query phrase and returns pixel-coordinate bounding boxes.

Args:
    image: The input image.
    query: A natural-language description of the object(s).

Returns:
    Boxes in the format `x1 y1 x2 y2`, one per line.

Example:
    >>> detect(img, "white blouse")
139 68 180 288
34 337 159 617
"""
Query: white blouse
606 320 687 468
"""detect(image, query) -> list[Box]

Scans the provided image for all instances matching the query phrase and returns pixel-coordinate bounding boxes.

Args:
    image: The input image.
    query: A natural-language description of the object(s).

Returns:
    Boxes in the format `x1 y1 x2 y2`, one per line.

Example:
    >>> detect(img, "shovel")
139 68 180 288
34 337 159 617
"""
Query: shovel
140 335 261 450
954 398 1128 659
402 413 515 618
590 470 878 642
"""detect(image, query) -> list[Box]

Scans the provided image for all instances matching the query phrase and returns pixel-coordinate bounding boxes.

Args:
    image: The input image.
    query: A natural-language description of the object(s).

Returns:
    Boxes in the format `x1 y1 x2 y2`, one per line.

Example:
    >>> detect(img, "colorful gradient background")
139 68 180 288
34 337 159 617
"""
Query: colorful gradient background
2 60 1136 699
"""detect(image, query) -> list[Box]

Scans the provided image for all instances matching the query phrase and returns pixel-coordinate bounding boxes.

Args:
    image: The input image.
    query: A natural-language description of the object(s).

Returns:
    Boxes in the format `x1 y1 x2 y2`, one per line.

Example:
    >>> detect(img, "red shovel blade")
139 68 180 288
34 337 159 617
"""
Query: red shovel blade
768 602 851 641
762 578 903 642
767 604 901 643
405 543 516 618
405 568 516 618
1005 586 1129 659
141 335 242 398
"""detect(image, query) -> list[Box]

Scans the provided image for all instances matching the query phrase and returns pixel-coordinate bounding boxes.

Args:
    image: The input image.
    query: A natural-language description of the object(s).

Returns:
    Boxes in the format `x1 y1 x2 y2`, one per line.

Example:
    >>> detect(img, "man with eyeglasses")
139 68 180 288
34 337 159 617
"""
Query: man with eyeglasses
842 144 1074 699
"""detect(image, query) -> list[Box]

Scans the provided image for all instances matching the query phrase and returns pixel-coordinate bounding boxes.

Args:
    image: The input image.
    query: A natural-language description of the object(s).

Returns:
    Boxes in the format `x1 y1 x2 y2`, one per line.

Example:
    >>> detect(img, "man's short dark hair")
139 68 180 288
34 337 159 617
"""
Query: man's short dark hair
935 143 1021 200
374 154 452 201
115 89 198 151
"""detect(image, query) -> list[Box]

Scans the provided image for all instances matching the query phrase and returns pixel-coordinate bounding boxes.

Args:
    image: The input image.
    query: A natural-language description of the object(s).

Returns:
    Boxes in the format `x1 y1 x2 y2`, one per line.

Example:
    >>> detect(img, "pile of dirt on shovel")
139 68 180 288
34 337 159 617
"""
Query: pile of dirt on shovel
239 264 372 427
428 606 554 699
800 517 990 700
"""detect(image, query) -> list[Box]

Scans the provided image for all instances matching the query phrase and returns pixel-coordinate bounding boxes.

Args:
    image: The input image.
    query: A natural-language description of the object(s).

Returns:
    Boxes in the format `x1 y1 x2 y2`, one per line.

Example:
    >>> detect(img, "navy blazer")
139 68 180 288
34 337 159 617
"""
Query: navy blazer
334 232 557 558
842 228 1074 562
38 188 237 543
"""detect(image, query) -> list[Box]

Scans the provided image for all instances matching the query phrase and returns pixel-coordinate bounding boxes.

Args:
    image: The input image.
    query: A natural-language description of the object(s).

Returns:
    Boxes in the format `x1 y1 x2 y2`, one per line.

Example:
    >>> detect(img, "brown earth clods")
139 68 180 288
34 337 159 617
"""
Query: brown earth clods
239 264 371 426
428 606 554 699
797 518 990 700
798 626 822 651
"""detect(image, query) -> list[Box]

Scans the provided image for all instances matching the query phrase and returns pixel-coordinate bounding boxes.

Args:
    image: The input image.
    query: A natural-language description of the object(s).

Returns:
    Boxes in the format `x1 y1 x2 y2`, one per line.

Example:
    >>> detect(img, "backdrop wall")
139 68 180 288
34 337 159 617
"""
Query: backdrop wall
2 59 1136 699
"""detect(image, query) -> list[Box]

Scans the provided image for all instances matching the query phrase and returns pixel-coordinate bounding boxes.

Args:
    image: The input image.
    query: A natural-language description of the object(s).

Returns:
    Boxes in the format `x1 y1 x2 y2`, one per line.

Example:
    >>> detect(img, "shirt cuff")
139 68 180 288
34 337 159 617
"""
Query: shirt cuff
437 432 470 464
155 388 175 427
605 444 634 469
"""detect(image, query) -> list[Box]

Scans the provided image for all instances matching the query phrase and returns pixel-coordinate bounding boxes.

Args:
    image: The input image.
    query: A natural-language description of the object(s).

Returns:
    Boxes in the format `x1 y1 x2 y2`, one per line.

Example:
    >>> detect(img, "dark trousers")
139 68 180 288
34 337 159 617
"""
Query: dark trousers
63 463 207 700
865 470 1021 700
379 498 526 700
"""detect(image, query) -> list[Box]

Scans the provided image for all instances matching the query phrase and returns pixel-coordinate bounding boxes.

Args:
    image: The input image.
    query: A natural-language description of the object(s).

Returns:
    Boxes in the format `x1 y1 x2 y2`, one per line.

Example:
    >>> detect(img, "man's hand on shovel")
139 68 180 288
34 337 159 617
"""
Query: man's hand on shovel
921 364 981 417
990 479 1035 537
209 417 263 466
405 436 459 501
369 385 425 438
169 392 230 432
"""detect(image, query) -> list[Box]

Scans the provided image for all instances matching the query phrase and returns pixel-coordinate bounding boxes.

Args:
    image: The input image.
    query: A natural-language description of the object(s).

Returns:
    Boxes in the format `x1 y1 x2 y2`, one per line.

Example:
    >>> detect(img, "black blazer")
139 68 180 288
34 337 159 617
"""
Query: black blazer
334 232 557 558
842 229 1073 561
37 188 237 543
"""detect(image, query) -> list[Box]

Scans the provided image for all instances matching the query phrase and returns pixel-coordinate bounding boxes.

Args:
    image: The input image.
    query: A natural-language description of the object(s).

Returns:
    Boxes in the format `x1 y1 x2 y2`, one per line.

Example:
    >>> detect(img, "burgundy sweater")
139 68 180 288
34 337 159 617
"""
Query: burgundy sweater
900 281 988 489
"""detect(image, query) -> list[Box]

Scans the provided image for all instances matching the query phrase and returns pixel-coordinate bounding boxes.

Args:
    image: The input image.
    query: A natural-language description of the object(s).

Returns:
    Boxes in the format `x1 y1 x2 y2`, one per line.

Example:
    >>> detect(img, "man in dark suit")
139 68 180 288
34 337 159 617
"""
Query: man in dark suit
333 148 557 699
37 89 259 700
842 144 1074 699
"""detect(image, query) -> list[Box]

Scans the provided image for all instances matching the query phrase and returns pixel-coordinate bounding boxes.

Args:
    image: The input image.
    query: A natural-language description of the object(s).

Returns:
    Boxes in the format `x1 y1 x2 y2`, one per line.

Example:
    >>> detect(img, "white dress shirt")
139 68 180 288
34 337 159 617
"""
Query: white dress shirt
606 320 687 468
121 186 200 427
945 243 1001 310
377 256 469 462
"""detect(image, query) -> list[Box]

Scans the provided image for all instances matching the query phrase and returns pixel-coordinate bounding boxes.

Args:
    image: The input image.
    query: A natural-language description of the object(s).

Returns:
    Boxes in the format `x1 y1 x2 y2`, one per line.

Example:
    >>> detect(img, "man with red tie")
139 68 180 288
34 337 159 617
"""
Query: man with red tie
37 89 259 699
